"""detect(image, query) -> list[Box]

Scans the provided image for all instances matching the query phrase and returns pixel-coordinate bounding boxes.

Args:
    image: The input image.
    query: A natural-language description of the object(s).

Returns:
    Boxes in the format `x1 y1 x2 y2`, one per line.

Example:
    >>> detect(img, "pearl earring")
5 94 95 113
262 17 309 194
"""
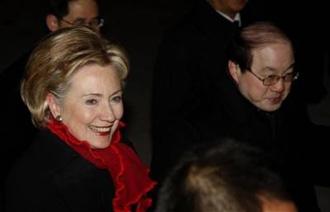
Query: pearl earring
55 115 63 122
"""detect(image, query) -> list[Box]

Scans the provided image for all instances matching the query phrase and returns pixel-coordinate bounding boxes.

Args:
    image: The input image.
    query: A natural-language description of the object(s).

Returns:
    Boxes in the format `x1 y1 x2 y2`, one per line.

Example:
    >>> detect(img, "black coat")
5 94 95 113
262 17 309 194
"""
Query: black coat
153 66 323 211
5 130 115 212
204 74 325 212
151 0 263 182
0 52 38 210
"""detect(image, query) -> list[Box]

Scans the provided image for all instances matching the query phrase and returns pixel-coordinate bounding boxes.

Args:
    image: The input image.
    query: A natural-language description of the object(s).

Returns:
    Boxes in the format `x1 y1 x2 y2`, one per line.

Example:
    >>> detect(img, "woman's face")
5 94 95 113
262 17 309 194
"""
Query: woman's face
51 64 123 149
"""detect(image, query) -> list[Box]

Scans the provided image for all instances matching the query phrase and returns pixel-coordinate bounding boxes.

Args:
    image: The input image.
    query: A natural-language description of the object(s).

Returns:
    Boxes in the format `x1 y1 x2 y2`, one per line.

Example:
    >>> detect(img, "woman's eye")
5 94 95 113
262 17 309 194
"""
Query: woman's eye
85 99 98 105
112 95 122 103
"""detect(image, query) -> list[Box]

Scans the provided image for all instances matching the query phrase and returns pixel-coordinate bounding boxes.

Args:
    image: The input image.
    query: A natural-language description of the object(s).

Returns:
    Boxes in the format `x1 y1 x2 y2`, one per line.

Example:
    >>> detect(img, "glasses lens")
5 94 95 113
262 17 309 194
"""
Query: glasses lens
90 18 104 28
284 72 299 81
72 19 86 26
264 75 279 86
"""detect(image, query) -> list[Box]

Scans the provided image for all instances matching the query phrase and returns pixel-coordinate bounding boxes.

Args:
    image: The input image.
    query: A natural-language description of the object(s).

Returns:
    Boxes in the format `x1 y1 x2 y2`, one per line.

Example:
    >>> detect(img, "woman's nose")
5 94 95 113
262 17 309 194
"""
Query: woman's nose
101 104 116 122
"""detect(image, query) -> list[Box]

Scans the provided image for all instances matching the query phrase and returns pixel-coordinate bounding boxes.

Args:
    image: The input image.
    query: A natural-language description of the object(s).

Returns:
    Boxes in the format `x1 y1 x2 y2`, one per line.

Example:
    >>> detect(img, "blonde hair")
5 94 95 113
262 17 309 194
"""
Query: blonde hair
21 26 129 128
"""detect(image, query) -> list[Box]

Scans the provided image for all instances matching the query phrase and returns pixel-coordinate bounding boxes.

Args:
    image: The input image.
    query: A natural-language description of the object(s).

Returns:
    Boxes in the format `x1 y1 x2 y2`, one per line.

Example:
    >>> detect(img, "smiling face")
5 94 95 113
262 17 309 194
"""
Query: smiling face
229 42 295 112
48 64 123 149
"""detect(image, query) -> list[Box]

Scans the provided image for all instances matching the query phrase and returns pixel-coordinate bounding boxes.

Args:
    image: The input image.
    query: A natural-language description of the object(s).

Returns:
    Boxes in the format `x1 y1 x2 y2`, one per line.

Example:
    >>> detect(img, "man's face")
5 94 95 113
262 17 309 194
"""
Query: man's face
59 0 101 32
212 0 248 18
261 197 297 212
229 42 295 112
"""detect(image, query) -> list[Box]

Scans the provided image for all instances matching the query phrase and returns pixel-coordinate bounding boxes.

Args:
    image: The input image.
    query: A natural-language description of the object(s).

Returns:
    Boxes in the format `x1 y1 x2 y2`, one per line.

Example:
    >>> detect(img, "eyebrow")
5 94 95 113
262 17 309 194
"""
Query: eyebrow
74 16 99 21
263 62 295 73
110 90 123 96
81 89 123 98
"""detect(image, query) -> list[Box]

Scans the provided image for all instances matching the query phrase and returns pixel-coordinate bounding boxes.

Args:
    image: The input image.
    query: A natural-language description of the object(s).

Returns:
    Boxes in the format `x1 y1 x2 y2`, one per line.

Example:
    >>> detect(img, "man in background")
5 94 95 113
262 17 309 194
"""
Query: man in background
155 139 298 212
151 0 265 185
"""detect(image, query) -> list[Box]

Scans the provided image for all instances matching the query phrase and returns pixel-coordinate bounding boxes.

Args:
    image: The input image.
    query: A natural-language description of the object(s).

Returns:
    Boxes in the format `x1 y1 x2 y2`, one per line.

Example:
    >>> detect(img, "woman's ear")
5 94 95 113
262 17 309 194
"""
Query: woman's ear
228 60 241 83
46 14 60 32
46 93 61 119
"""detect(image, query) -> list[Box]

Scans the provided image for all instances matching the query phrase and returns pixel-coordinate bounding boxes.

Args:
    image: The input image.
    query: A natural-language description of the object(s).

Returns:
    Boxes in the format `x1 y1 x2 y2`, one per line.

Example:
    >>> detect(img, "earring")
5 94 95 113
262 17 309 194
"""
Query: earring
55 115 63 122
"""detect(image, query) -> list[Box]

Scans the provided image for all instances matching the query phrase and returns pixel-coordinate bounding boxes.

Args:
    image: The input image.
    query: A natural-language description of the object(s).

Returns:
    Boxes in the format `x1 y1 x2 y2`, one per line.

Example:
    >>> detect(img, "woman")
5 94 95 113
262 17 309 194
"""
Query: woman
5 26 156 212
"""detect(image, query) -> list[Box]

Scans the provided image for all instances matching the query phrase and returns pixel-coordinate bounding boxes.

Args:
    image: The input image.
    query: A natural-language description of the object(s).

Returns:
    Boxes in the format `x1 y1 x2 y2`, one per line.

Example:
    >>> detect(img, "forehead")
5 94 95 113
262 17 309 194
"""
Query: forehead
68 64 121 94
251 42 294 72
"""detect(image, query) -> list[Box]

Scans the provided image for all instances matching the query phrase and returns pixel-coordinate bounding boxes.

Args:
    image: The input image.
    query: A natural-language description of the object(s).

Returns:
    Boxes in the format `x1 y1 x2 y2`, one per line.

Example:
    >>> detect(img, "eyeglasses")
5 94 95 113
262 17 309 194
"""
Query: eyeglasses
61 17 104 29
247 69 299 86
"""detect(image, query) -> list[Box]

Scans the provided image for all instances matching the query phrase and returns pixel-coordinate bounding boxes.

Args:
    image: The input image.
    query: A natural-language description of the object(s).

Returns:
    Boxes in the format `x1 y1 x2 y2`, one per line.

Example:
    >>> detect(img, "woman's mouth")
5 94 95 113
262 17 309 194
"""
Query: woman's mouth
89 125 111 136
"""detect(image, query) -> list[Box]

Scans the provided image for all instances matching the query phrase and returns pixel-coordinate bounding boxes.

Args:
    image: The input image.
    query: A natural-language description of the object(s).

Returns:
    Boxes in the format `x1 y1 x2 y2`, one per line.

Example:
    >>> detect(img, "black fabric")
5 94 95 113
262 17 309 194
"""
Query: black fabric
149 1 328 206
5 130 115 212
233 20 240 28
0 51 38 211
151 0 264 183
149 2 270 210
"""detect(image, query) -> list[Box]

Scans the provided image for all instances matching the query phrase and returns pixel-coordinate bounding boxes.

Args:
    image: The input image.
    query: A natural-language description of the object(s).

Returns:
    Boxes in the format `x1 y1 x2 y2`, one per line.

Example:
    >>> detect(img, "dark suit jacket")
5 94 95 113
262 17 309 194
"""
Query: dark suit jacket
5 130 115 212
0 51 38 210
203 73 325 212
150 0 263 182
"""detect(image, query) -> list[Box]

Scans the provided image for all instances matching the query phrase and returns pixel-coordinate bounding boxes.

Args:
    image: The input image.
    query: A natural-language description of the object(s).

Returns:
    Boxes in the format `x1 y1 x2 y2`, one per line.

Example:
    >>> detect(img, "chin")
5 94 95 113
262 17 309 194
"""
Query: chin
261 104 281 112
90 139 111 149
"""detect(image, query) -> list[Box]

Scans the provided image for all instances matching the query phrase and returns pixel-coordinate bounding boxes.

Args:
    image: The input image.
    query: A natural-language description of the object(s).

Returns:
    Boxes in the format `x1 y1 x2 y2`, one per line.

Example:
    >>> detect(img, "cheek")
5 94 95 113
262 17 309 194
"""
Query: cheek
280 86 291 101
239 78 267 101
113 103 124 120
63 107 94 138
65 104 94 123
284 83 292 94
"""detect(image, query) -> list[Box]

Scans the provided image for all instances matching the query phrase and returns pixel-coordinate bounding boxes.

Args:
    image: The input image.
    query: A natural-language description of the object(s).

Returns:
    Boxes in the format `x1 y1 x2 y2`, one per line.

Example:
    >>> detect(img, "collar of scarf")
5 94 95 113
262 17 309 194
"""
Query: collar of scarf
47 119 156 212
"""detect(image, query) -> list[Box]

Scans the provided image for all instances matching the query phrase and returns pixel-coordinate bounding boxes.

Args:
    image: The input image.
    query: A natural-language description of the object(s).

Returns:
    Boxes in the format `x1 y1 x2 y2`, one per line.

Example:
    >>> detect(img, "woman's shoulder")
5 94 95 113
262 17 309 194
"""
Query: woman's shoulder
5 130 115 211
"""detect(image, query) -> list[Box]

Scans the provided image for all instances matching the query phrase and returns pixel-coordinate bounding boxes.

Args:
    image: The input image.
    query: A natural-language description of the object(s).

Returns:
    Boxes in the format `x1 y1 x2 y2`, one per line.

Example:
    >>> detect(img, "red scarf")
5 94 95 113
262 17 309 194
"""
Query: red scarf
47 119 156 212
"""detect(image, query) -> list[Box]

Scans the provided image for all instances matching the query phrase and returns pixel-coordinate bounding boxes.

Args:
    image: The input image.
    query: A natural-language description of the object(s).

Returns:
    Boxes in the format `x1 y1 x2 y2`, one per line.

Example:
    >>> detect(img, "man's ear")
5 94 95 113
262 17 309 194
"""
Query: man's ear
46 14 60 32
46 93 61 119
228 60 241 83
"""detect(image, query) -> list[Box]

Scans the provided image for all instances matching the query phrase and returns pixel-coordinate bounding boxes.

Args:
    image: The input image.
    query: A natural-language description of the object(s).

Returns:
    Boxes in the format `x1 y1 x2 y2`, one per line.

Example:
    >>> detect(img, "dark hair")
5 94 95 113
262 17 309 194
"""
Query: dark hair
47 0 99 19
227 21 293 72
155 138 293 212
47 0 71 19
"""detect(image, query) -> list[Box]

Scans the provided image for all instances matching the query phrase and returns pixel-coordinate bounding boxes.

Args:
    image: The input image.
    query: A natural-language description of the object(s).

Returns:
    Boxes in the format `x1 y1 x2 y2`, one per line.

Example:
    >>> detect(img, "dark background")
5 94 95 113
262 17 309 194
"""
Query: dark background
1 0 330 164
0 0 330 210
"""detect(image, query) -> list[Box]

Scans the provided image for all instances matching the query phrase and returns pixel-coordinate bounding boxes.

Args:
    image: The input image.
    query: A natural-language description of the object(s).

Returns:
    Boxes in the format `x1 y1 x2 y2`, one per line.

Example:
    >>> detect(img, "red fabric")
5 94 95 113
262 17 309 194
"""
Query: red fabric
47 119 156 212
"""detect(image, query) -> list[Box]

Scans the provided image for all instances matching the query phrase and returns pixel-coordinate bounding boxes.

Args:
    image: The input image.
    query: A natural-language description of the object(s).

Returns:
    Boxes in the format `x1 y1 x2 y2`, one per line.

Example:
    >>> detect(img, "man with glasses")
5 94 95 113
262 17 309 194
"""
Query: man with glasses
0 0 103 209
226 23 298 112
150 0 266 187
205 21 321 212
152 21 325 212
46 0 103 33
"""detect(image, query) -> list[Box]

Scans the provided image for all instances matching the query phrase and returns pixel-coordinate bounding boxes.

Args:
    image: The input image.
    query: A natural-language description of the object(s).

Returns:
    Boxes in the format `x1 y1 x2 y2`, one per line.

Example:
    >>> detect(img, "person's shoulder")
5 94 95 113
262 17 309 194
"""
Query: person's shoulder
4 132 65 208
7 130 80 178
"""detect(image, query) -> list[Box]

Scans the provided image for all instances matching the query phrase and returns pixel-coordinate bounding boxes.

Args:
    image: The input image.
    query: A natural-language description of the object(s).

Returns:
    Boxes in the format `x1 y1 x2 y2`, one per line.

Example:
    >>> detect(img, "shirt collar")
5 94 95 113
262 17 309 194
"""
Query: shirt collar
215 10 241 27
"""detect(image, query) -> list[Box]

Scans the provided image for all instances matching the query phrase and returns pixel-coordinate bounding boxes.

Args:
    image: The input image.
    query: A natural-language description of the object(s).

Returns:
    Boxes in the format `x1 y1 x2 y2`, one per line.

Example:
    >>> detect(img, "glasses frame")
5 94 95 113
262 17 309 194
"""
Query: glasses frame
61 17 104 29
247 69 299 86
